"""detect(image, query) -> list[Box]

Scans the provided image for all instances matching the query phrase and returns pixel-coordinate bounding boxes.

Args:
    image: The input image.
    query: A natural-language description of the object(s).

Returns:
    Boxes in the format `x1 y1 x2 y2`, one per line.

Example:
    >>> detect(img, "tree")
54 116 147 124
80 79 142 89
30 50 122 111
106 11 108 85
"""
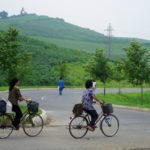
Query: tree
112 60 125 94
0 11 8 19
0 28 31 83
58 62 67 79
85 49 111 95
124 41 150 104
50 61 67 85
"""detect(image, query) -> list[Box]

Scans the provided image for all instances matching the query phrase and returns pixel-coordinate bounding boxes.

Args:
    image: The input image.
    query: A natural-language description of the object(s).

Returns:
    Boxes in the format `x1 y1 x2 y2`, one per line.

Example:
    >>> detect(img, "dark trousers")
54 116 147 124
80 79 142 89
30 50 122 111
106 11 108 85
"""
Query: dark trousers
84 109 98 125
12 105 23 127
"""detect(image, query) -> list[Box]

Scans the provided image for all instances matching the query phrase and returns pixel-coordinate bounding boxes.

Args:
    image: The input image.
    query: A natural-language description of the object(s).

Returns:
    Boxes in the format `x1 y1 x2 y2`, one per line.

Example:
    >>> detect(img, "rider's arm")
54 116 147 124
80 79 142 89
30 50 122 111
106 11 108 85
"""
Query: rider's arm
93 96 104 104
16 87 25 101
19 96 25 101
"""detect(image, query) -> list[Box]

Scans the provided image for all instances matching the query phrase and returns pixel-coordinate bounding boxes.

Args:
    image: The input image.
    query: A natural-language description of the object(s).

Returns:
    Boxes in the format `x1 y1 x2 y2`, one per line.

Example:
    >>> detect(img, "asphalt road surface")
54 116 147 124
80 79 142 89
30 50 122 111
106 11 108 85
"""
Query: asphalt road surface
0 88 150 150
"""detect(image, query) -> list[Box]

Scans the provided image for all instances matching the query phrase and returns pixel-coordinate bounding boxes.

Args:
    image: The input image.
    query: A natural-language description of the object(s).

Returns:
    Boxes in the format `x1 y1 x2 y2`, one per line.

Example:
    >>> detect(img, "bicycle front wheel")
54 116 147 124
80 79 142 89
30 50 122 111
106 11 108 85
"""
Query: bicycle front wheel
22 113 43 137
100 114 119 137
0 114 13 139
69 116 88 139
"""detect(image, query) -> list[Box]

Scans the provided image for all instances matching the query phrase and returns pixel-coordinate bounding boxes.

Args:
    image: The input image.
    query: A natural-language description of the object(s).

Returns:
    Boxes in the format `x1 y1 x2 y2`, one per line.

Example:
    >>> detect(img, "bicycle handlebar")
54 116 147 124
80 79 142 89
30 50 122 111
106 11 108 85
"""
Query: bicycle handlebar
93 100 105 105
24 99 32 104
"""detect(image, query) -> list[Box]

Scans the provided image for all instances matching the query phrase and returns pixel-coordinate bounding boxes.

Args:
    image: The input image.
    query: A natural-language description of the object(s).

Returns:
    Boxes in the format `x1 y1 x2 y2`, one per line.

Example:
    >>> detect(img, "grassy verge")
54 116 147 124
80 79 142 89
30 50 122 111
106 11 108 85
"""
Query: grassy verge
0 83 149 91
0 86 57 91
97 92 150 109
0 87 8 91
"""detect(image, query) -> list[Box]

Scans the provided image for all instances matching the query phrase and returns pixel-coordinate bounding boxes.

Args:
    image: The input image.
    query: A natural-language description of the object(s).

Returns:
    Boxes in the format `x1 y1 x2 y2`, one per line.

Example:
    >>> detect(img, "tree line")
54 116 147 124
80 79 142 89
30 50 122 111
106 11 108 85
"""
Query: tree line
0 8 29 19
85 43 150 104
0 28 150 104
0 28 88 86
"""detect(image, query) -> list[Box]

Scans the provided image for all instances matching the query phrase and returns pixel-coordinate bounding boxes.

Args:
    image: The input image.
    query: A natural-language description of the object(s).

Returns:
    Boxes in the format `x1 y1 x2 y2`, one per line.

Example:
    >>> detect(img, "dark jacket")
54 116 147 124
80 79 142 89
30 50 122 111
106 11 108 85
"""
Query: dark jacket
8 86 22 105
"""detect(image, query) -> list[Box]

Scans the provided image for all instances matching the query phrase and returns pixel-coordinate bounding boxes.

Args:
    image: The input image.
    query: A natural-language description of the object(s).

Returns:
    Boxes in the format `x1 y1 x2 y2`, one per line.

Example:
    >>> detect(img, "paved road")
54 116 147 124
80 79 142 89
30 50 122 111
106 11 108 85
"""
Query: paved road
0 88 150 150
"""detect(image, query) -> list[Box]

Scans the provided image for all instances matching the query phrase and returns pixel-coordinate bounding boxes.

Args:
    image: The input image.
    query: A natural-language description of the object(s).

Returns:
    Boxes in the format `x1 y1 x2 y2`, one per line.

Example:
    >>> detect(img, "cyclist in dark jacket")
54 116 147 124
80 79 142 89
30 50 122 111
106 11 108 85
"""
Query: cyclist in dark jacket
8 78 25 130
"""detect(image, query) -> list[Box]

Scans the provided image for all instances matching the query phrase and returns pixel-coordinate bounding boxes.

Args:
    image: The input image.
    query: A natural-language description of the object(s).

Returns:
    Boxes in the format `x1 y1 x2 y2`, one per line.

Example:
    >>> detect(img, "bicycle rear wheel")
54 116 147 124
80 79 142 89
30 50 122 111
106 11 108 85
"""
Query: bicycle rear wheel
69 116 88 139
0 114 13 139
100 114 119 137
22 113 43 137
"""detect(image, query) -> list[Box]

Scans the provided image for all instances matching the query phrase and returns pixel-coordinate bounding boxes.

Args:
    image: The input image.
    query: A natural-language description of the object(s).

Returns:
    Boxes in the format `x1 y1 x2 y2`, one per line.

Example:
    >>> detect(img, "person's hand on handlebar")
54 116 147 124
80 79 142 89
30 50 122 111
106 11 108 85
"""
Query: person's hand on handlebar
101 100 105 105
99 100 105 105
25 99 32 104
93 96 104 105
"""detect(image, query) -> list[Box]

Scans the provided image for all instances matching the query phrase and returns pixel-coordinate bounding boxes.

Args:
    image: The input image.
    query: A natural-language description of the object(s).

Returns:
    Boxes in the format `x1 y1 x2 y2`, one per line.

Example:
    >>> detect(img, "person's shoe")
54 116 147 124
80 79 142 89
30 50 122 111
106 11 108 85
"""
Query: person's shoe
12 125 17 130
12 125 19 130
92 125 97 129
15 126 20 130
87 125 95 131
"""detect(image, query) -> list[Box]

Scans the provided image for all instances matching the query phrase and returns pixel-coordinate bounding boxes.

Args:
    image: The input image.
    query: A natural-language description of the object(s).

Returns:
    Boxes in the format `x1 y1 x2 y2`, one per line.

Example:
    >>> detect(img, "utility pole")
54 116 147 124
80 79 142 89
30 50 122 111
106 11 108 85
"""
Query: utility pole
105 23 113 58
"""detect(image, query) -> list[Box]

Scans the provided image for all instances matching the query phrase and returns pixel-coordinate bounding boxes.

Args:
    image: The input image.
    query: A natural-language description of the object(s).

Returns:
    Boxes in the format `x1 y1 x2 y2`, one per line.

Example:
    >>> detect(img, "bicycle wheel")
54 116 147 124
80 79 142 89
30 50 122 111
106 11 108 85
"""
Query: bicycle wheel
100 114 119 137
0 114 13 139
22 113 43 137
69 116 88 139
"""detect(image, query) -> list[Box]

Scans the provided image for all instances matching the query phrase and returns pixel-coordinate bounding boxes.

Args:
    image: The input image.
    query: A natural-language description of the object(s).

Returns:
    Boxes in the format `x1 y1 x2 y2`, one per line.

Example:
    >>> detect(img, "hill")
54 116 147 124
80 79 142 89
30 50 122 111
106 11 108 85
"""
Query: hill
0 36 89 86
0 14 105 43
0 14 150 59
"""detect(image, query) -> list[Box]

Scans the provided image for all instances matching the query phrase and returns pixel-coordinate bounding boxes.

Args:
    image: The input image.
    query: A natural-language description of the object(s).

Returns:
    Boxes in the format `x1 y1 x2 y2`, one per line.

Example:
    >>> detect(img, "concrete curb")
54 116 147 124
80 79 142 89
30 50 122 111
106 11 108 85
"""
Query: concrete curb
40 105 150 127
40 108 48 124
114 104 150 112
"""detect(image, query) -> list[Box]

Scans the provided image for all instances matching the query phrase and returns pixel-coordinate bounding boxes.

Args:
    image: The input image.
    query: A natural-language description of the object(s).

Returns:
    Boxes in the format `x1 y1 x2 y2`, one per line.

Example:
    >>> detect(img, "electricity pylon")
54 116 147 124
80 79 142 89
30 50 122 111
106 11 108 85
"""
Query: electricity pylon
105 23 113 58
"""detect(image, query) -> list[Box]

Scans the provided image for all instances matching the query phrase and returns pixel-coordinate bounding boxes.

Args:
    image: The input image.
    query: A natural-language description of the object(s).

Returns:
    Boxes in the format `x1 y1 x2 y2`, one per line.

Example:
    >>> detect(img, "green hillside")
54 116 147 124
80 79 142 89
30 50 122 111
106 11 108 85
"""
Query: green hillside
0 14 150 86
0 36 89 86
0 14 150 59
30 36 128 58
21 37 90 85
0 14 105 43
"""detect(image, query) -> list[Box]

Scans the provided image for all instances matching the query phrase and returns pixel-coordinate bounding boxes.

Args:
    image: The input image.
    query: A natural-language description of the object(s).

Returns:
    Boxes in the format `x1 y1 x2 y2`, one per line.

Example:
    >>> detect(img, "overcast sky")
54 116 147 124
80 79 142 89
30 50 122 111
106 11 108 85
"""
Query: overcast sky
1 0 150 40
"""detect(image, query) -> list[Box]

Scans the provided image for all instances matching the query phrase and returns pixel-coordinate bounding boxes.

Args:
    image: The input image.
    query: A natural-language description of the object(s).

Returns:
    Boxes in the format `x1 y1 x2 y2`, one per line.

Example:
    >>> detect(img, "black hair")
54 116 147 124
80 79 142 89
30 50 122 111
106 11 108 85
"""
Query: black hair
9 77 19 91
85 80 93 89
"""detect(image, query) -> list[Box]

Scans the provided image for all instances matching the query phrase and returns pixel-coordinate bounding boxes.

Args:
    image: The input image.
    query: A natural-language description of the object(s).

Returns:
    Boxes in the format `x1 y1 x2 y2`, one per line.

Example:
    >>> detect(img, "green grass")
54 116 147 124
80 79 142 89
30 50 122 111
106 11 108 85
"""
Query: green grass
19 105 28 113
0 86 57 92
97 92 150 108
0 82 149 91
97 81 150 88
0 87 8 91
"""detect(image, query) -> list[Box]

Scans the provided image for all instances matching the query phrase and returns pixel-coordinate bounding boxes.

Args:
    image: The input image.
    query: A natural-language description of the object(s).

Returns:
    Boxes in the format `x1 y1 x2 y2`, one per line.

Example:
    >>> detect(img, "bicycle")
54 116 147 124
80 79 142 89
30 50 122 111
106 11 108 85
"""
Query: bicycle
69 103 119 139
0 99 44 139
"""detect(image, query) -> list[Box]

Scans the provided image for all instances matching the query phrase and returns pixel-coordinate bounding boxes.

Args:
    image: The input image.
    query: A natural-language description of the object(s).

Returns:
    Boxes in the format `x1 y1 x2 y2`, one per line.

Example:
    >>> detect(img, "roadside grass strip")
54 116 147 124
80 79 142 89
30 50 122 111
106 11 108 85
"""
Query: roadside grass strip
97 92 150 109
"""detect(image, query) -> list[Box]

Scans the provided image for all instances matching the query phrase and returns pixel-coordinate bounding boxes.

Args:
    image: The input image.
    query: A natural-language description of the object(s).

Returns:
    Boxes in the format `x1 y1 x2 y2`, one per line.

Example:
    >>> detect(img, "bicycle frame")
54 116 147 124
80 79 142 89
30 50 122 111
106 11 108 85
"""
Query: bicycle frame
82 108 105 125
8 106 34 124
95 111 104 125
20 109 31 123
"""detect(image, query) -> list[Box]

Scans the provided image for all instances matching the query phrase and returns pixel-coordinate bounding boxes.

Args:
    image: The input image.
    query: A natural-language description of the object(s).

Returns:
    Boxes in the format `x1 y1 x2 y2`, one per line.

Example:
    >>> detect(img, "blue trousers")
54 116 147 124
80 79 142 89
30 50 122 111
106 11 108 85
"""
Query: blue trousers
59 87 63 95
